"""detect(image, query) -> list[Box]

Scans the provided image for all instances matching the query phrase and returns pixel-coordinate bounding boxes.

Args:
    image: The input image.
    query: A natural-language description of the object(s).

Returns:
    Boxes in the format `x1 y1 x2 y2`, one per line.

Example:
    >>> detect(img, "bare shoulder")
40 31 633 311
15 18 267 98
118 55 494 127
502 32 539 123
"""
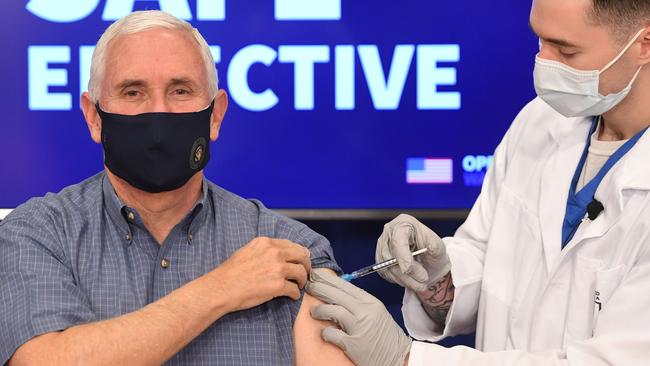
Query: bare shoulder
293 278 354 366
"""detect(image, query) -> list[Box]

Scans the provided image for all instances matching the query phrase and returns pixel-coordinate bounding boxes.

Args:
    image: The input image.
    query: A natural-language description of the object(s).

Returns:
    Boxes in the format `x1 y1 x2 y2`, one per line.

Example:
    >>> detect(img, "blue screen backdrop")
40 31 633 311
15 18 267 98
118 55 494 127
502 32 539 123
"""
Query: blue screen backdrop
0 0 538 209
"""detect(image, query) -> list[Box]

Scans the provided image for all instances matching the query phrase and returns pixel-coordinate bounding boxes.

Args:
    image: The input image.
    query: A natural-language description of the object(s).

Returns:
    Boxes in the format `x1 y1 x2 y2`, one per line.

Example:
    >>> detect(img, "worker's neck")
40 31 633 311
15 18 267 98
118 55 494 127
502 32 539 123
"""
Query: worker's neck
599 72 650 141
106 168 203 244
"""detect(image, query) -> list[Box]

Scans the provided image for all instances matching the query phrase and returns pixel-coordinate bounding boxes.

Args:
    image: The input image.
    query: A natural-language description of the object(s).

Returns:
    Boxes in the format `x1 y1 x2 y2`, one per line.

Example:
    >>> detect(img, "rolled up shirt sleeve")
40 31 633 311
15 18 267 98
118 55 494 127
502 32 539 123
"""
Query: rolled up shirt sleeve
255 201 342 275
253 201 342 320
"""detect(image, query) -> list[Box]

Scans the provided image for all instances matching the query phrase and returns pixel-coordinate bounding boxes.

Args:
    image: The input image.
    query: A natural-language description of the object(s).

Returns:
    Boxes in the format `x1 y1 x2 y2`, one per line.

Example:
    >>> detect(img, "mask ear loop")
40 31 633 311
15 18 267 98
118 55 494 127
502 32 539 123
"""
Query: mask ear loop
599 28 647 74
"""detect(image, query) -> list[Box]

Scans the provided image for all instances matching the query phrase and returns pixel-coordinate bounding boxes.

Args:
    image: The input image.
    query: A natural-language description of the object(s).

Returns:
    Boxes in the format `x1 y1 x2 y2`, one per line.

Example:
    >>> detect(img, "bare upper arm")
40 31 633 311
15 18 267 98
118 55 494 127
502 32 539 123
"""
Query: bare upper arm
293 291 354 366
293 268 354 366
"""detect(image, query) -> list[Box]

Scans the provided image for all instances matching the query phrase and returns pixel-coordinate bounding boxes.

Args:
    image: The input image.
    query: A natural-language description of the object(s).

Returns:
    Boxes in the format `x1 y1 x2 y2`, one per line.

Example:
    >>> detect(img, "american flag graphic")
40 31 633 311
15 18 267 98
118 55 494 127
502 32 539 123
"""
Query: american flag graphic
406 158 453 184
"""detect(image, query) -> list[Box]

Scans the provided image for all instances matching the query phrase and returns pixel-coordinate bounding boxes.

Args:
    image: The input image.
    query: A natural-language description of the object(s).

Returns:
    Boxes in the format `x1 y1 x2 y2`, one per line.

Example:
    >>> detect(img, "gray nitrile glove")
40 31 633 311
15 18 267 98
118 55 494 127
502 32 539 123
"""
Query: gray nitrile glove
376 214 451 292
305 269 412 366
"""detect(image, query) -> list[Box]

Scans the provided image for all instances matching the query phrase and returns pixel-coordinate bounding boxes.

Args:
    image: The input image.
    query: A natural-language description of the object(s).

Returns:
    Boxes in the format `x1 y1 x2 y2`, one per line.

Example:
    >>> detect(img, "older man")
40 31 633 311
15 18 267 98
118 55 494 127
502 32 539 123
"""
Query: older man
0 10 352 366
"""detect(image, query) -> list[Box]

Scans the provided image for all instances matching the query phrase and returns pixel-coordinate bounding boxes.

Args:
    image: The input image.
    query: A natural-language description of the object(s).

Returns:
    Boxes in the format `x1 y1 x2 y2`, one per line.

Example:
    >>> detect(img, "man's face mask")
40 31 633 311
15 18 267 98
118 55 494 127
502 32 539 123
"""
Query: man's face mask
96 101 215 193
533 28 645 118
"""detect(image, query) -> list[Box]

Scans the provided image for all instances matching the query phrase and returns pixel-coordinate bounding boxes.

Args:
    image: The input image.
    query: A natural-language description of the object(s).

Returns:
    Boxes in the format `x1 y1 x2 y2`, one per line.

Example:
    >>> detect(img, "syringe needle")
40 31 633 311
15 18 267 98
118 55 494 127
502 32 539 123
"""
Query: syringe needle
340 248 428 281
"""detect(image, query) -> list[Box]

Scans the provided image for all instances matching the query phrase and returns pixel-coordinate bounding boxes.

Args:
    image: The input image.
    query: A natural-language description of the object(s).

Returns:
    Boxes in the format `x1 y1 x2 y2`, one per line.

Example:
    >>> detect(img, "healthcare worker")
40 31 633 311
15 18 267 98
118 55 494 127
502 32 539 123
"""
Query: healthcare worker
306 0 650 365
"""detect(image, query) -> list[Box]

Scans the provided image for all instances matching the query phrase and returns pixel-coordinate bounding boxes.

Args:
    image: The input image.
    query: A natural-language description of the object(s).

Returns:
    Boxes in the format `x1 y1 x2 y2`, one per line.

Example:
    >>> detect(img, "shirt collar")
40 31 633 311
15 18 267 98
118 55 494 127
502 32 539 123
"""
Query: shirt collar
102 173 211 246
102 173 130 240
187 179 210 243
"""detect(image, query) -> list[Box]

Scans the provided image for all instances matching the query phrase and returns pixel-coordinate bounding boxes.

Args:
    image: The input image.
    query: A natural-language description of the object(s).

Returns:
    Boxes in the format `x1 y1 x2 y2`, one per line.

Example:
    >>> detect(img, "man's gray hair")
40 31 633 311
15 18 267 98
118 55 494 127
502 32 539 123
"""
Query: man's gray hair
88 10 217 102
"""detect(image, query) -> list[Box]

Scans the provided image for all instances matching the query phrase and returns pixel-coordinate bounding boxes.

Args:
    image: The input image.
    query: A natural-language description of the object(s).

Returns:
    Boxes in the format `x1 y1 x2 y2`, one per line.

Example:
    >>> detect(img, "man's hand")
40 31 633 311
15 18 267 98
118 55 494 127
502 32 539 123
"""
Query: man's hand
211 237 312 312
305 269 412 366
376 214 451 292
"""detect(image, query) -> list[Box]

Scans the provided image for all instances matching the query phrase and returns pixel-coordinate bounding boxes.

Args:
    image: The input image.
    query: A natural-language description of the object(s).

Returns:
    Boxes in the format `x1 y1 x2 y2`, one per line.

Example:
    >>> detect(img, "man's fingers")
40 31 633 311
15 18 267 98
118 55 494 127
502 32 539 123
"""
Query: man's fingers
283 262 308 288
282 280 301 300
277 241 312 273
321 327 350 353
311 304 356 332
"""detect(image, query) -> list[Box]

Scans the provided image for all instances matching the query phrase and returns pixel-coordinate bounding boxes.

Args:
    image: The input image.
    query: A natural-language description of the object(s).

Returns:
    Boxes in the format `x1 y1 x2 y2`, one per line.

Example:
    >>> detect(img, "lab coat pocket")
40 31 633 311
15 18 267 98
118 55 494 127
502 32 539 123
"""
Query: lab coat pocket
592 264 626 334
565 255 626 342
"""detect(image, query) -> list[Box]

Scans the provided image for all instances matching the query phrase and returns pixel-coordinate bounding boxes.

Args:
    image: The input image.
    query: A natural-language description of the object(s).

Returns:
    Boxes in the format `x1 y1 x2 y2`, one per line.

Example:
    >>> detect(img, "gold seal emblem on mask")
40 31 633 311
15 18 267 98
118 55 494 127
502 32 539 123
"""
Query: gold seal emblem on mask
194 145 203 163
189 137 207 170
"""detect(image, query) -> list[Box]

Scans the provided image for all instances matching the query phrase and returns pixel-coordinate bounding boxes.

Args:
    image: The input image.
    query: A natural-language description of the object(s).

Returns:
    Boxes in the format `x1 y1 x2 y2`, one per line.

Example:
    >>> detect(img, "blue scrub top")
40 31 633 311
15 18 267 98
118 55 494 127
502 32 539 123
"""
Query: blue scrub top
561 118 648 248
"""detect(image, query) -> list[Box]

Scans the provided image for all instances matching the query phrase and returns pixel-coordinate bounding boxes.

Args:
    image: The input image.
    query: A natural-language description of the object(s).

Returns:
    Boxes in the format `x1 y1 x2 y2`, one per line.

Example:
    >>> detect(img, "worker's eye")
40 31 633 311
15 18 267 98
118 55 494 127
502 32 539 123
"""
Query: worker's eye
558 49 578 58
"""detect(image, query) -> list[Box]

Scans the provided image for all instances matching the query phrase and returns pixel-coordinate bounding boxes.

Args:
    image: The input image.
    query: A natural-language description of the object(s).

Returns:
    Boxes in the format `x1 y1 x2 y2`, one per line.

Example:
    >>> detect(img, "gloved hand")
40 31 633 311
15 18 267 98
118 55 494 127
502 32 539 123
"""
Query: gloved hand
305 269 412 366
376 214 451 292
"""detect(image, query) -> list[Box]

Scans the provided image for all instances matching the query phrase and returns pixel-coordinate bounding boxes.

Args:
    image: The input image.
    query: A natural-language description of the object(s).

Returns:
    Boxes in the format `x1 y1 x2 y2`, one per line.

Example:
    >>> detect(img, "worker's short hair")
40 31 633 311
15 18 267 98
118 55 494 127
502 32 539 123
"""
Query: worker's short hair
590 0 650 43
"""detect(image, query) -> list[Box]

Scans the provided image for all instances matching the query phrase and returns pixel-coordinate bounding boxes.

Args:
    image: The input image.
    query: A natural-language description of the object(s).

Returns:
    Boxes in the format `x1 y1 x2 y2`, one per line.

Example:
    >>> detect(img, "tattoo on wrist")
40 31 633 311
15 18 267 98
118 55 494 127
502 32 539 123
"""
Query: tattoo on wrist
417 272 454 327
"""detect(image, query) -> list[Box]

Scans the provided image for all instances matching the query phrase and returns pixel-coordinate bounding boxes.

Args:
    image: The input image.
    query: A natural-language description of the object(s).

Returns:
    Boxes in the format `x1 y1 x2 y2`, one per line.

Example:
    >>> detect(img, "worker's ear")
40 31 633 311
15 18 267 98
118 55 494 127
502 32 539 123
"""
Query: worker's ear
210 90 228 142
81 92 102 144
637 27 650 66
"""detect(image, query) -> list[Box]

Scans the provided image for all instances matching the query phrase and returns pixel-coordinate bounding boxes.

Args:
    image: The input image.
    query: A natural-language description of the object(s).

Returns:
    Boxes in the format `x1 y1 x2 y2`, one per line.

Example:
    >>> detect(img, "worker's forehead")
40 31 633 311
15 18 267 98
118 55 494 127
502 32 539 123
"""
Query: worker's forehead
530 0 594 42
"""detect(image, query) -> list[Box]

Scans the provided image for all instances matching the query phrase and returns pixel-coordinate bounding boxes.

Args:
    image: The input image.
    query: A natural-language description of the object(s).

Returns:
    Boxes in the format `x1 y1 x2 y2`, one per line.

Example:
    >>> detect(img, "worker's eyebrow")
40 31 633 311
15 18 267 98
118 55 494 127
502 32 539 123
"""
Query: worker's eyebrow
543 37 580 48
529 21 580 48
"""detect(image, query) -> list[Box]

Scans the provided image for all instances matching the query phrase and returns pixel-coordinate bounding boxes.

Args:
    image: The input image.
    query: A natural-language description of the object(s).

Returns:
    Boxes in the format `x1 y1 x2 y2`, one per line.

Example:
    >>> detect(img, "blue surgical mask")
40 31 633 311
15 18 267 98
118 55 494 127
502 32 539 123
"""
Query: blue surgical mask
533 28 645 118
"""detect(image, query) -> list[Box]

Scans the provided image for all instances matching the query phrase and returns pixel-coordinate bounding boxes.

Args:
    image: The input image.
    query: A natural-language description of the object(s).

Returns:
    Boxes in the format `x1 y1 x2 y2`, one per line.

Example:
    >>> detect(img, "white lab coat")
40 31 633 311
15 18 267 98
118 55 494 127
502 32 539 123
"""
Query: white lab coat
404 98 650 365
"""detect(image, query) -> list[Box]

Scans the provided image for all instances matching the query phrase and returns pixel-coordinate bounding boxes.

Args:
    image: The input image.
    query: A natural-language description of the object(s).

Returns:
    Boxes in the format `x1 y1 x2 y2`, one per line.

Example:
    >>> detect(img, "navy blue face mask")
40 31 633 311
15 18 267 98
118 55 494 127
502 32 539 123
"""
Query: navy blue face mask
96 101 214 193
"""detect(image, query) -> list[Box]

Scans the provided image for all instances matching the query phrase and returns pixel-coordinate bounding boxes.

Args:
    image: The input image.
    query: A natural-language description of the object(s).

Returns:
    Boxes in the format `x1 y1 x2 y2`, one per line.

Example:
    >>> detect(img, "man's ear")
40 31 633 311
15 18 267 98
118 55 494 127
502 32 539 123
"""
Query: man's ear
210 90 228 142
638 27 650 66
81 92 102 144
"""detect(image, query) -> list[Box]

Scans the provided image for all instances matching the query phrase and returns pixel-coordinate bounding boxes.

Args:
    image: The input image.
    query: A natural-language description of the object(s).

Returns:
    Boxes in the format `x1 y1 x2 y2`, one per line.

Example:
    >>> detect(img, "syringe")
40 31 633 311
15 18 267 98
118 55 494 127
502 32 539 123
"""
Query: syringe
340 248 428 281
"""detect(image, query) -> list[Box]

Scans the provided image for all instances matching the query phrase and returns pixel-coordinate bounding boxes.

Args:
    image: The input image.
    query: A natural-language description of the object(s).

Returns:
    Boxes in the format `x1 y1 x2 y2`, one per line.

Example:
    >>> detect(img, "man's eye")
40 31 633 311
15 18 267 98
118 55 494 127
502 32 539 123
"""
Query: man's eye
125 90 141 97
174 89 190 95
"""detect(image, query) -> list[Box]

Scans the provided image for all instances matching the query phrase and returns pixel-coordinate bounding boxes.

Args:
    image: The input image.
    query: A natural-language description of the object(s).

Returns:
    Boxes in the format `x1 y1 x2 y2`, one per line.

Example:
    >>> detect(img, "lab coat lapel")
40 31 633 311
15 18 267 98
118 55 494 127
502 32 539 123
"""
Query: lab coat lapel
538 118 592 273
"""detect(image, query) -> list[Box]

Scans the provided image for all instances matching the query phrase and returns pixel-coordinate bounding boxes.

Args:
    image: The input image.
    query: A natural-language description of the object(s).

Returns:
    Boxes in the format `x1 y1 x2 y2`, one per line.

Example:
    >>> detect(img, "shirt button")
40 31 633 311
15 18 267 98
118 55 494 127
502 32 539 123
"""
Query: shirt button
125 233 132 241
188 233 193 242
127 212 135 222
161 258 170 269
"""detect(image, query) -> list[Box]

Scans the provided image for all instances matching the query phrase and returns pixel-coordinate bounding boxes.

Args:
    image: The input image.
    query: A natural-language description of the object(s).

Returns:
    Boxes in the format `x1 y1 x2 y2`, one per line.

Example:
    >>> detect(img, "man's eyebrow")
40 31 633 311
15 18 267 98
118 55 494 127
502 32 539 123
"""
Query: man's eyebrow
528 21 580 48
169 78 195 85
171 77 192 84
116 79 146 89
